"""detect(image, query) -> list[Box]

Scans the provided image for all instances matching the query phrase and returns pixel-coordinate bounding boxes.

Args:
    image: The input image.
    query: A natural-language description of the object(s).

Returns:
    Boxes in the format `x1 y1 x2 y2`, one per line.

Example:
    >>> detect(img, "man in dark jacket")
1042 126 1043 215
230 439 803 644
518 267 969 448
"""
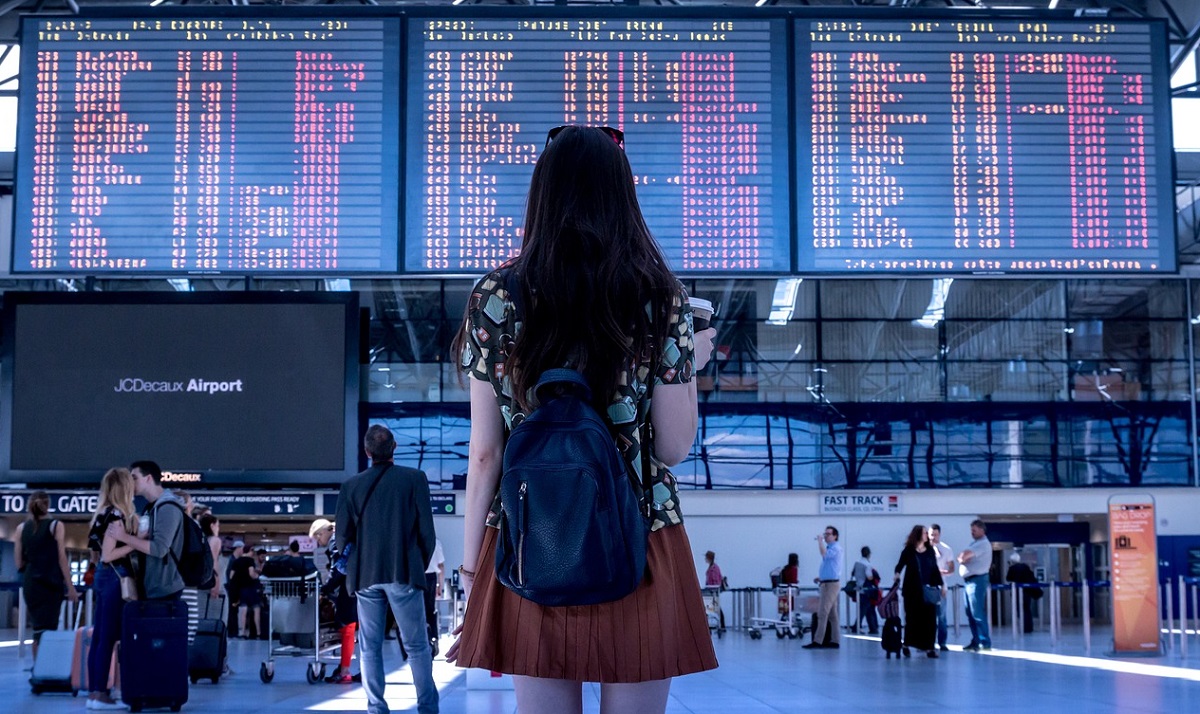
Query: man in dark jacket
336 425 437 714
1006 552 1041 634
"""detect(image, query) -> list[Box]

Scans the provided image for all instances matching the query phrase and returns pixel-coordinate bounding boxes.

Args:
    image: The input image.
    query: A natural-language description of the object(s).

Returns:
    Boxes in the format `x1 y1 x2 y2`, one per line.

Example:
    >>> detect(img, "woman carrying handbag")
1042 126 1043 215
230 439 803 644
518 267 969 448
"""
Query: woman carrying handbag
893 525 945 659
85 468 140 709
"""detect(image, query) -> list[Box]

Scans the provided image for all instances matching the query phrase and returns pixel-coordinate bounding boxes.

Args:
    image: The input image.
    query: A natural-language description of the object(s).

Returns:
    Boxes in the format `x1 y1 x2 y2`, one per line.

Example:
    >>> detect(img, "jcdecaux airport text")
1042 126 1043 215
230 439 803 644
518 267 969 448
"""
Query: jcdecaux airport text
113 378 245 394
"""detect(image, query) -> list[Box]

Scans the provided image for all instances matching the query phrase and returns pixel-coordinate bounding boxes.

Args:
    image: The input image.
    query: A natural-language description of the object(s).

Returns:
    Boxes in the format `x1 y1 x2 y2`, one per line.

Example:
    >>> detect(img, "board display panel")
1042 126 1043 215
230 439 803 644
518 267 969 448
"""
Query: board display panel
796 17 1175 273
13 15 401 274
405 16 792 274
0 293 361 486
10 9 1176 277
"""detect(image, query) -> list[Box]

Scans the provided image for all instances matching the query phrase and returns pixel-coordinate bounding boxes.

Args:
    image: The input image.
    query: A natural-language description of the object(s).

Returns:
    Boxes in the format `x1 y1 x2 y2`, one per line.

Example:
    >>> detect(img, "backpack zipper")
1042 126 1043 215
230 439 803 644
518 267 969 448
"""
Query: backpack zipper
516 481 527 587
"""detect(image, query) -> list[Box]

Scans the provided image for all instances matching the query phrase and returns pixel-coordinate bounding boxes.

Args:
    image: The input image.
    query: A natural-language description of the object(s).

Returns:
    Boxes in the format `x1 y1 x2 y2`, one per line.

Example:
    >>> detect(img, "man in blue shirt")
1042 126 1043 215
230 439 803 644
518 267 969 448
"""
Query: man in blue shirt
804 525 843 649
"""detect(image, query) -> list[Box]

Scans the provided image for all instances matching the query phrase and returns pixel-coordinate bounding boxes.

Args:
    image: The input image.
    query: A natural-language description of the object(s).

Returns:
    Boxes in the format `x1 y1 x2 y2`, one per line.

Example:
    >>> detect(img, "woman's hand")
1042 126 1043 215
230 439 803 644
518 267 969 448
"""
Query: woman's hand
106 522 127 544
444 622 466 664
66 584 79 603
460 569 475 601
694 327 717 371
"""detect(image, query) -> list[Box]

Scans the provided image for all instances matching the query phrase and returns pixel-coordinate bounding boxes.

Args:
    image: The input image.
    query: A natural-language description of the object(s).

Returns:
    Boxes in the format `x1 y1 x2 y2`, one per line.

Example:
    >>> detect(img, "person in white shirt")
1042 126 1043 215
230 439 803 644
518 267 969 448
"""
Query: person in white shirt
850 547 878 635
424 538 445 656
957 519 993 651
929 524 956 652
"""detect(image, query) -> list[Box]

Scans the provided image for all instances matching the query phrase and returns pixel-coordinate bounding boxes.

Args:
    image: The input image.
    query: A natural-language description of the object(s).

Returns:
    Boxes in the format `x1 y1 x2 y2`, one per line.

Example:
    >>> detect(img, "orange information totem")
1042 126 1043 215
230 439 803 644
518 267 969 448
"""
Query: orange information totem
1107 495 1162 655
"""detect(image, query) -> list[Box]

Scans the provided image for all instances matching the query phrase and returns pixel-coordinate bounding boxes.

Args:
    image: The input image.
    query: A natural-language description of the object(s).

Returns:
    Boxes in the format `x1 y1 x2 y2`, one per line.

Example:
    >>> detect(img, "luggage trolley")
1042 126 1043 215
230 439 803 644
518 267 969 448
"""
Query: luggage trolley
748 584 806 639
701 587 725 638
258 573 342 684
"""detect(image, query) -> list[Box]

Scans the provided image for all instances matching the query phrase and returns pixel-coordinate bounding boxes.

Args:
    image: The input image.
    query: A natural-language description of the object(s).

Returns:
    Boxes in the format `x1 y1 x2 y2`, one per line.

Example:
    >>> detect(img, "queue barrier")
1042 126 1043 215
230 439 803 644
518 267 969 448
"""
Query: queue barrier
720 577 1196 658
1162 575 1200 658
985 580 1103 654
727 587 772 632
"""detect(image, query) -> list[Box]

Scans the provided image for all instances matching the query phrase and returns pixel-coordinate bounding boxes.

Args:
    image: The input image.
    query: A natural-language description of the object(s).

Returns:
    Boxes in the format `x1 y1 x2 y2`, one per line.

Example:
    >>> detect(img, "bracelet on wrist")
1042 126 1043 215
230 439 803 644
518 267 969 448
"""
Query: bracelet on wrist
458 565 476 578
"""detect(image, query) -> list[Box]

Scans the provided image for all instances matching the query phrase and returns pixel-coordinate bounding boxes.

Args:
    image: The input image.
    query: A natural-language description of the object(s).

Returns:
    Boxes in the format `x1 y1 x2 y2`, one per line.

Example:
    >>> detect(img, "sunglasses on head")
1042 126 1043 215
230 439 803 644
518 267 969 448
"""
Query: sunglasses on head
545 125 625 149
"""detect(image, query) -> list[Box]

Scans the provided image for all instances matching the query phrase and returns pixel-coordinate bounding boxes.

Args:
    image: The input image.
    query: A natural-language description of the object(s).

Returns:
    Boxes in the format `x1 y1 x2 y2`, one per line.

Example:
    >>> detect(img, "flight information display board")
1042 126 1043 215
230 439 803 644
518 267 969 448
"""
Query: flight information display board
796 18 1175 273
405 17 791 273
14 16 401 273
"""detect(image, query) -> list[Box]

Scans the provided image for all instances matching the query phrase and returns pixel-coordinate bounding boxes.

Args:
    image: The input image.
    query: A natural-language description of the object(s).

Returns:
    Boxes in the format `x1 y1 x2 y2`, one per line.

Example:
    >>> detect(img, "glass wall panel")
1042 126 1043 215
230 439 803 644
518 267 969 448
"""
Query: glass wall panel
944 280 1064 320
945 320 1066 361
821 320 940 361
945 361 1067 402
818 280 934 319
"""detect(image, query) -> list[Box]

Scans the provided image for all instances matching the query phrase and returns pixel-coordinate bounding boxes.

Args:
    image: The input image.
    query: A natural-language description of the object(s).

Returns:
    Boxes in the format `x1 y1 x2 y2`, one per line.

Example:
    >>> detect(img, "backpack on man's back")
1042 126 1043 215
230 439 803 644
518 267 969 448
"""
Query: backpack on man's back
155 500 216 591
494 369 650 607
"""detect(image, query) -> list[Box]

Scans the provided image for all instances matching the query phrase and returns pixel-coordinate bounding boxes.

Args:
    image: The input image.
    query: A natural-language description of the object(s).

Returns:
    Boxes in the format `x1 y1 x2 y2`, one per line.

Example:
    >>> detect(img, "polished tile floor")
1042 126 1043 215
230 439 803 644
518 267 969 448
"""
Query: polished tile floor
3 627 1198 713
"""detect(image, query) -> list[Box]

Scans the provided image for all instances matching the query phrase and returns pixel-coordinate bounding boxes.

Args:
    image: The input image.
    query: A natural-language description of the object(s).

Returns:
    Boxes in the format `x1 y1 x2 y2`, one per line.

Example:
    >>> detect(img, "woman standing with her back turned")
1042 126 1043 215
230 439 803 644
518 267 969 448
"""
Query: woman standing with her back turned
447 125 719 714
14 490 79 661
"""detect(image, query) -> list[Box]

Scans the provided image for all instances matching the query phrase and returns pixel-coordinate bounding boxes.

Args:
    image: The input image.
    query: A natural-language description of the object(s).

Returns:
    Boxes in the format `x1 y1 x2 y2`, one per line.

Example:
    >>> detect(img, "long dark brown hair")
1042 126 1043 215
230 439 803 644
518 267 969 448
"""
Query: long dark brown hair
904 525 929 551
457 126 678 410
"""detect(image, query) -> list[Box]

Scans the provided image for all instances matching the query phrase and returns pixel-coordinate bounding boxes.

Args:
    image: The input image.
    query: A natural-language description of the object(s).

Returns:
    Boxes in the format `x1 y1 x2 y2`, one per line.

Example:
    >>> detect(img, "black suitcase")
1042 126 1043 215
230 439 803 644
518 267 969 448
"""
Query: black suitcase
189 596 227 684
809 612 834 646
881 615 903 659
121 600 189 712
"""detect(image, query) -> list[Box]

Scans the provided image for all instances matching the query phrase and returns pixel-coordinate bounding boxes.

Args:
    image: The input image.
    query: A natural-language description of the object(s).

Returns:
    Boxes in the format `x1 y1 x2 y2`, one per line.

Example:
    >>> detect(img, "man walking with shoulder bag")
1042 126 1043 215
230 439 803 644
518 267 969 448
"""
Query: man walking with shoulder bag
336 425 438 714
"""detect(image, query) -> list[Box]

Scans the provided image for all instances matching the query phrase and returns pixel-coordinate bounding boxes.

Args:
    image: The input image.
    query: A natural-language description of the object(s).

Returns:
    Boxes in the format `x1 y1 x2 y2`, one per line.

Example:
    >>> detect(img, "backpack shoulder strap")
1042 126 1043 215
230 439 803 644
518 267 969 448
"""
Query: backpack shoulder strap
155 500 187 567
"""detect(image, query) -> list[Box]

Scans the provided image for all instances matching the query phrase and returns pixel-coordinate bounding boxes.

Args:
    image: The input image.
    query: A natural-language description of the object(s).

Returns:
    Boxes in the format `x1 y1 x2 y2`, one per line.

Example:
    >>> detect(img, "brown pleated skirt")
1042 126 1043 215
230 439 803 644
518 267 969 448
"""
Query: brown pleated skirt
455 523 719 683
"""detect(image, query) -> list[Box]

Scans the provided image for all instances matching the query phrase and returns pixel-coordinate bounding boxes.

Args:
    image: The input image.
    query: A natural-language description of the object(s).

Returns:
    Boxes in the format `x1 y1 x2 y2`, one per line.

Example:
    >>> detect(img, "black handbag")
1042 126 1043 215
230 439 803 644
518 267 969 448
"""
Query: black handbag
922 584 942 605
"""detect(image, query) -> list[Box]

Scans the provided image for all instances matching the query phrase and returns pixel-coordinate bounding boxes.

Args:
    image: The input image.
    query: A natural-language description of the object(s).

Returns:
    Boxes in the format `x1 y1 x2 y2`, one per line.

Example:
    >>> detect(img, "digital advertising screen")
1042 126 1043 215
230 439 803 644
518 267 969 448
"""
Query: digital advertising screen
796 17 1175 274
0 293 361 485
405 15 792 274
13 14 401 274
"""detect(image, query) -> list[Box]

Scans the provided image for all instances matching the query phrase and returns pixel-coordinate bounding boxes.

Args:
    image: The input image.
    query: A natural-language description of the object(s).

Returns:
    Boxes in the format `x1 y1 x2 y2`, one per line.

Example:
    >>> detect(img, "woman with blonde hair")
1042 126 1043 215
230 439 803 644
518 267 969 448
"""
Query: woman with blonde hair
84 468 138 709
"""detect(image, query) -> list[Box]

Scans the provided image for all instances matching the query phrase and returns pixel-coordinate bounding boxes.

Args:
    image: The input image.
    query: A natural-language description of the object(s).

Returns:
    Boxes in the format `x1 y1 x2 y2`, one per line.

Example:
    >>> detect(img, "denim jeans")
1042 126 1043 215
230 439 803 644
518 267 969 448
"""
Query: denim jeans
858 591 878 633
357 583 438 714
88 564 124 694
964 574 991 647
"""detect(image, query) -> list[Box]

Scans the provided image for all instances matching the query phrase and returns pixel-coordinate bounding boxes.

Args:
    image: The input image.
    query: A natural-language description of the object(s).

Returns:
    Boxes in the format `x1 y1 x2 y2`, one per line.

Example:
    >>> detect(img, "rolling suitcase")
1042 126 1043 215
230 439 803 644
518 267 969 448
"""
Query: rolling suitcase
121 599 189 712
881 615 904 659
29 601 83 695
188 595 227 684
809 612 834 646
71 626 123 694
876 585 903 659
69 626 93 694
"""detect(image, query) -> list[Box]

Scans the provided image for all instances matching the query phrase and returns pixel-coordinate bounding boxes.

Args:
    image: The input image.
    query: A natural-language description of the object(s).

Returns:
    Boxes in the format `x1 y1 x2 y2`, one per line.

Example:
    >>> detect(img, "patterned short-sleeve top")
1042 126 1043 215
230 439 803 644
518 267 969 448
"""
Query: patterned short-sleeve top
460 269 695 532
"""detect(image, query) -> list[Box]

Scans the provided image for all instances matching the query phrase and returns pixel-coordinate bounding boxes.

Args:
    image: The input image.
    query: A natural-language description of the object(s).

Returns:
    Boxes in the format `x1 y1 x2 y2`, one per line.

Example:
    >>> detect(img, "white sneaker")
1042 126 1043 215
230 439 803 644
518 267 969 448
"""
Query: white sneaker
91 701 127 711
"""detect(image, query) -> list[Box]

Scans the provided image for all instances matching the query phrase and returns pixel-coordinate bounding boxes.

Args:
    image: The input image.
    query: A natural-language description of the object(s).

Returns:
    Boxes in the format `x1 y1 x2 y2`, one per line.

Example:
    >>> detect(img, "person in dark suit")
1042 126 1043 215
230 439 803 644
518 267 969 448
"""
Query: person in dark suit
336 424 438 714
1006 552 1040 634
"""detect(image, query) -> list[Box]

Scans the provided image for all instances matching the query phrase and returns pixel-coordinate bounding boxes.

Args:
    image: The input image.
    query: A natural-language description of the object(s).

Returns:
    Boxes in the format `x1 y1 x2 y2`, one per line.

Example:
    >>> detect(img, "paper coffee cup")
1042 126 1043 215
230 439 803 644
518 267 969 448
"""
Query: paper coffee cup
689 297 714 332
